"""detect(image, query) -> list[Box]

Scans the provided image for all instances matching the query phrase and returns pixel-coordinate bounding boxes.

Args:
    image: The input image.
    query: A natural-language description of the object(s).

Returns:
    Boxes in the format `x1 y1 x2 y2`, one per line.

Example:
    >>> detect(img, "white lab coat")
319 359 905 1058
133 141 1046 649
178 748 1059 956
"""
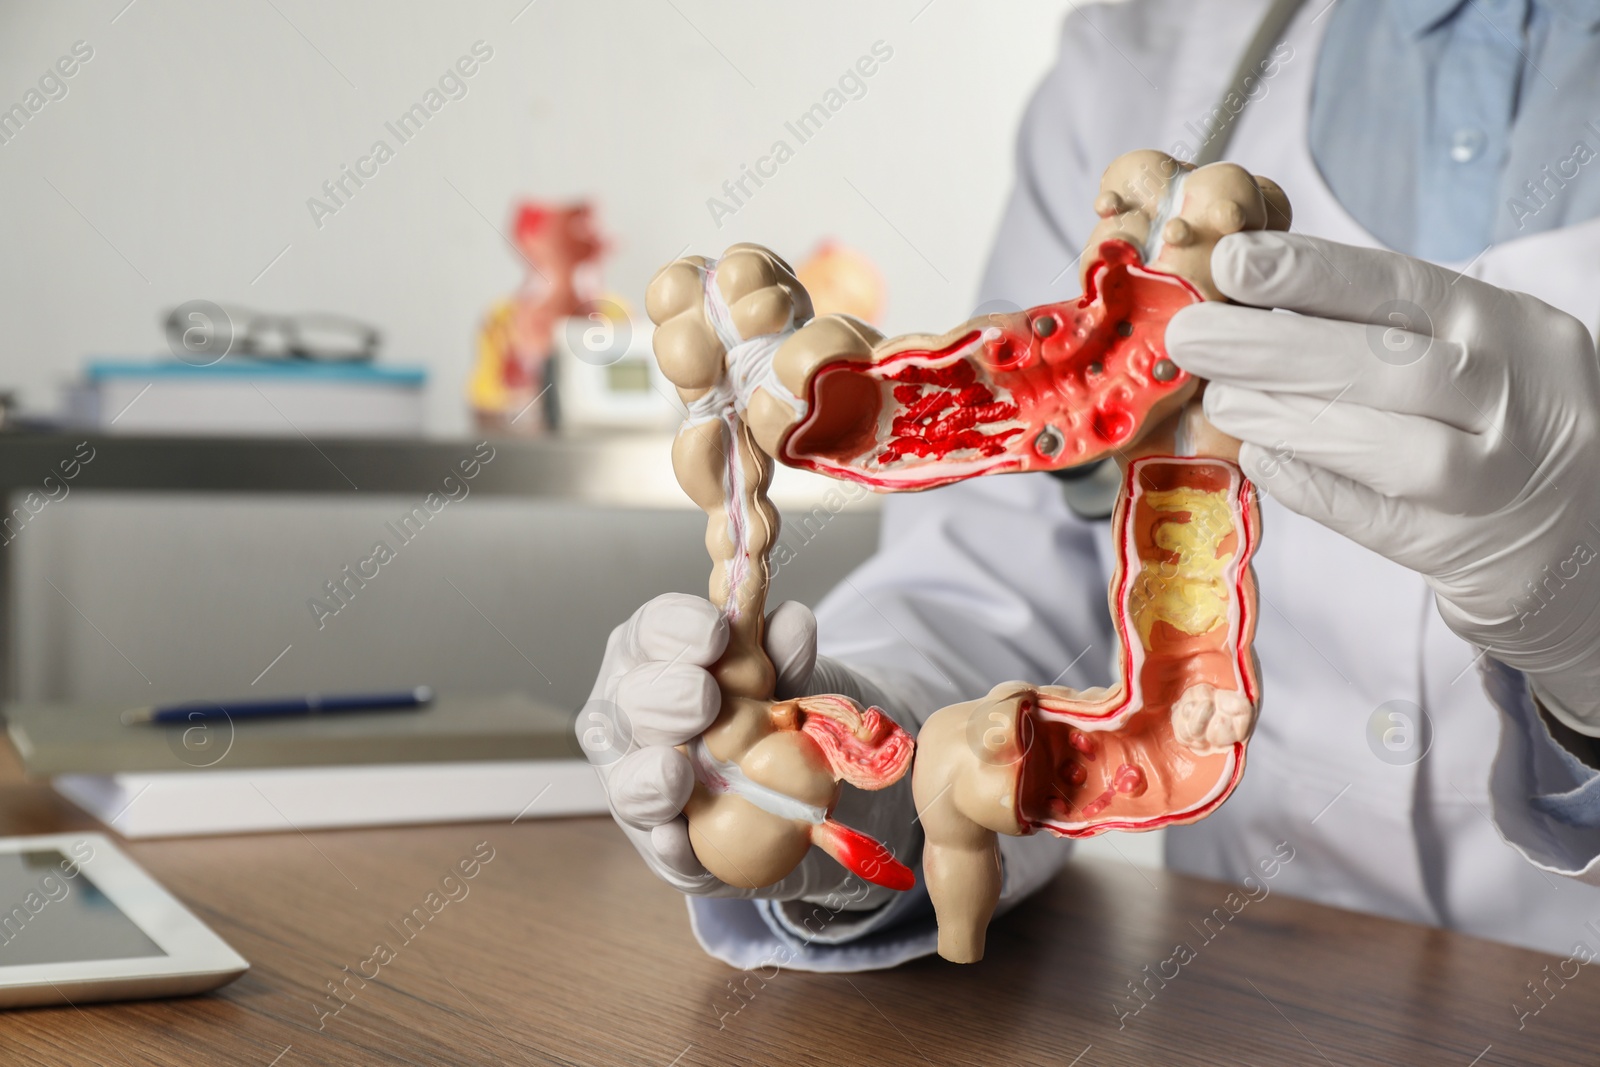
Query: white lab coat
689 0 1600 971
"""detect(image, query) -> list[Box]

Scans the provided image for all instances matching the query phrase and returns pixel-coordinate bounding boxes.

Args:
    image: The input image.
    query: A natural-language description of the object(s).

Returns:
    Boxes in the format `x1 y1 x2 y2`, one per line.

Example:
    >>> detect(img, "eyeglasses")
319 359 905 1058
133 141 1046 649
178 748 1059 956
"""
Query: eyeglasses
163 305 381 364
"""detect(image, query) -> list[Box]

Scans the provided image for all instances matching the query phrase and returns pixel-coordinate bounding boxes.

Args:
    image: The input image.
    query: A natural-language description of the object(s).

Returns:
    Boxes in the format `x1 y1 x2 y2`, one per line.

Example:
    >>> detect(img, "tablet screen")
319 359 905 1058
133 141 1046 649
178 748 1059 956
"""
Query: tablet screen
0 850 164 967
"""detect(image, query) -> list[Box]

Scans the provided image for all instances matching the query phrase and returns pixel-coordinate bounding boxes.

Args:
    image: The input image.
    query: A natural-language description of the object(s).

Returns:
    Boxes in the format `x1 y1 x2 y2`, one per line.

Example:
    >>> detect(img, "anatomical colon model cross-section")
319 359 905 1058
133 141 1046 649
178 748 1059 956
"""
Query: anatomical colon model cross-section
646 150 1290 963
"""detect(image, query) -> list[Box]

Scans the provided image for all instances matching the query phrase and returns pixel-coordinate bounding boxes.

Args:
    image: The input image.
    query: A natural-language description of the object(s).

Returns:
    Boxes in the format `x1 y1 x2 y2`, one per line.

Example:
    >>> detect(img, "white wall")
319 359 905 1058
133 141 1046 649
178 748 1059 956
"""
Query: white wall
0 0 1079 432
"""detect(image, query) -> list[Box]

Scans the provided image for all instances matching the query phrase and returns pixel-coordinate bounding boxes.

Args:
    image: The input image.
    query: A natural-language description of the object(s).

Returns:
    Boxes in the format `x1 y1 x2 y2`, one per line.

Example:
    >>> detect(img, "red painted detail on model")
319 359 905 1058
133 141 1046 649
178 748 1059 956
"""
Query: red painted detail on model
1080 787 1117 819
1114 763 1146 797
1051 750 1245 838
779 240 1204 491
885 351 982 387
796 698 915 792
874 341 1024 466
1234 478 1263 707
813 819 916 892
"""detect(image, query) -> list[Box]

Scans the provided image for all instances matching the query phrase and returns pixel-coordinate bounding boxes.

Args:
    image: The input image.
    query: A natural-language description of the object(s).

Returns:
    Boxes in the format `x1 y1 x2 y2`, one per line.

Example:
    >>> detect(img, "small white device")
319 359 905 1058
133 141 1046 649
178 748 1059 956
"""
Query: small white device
554 316 680 430
0 832 247 1008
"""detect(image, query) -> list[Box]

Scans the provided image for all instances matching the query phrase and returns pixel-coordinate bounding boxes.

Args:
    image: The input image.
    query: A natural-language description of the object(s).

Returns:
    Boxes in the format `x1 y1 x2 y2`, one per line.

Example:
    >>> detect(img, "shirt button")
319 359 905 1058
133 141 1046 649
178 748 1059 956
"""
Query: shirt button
1450 128 1486 164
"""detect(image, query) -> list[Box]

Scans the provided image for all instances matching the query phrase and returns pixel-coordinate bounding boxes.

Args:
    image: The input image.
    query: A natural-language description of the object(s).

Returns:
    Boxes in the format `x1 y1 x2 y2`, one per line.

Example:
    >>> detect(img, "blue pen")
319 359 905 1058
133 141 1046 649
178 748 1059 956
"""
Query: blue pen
121 686 434 726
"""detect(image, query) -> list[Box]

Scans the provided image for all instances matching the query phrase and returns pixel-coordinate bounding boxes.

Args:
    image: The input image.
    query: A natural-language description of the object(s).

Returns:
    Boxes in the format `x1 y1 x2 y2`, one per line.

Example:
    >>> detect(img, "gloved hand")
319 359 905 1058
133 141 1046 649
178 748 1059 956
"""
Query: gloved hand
578 592 918 909
1166 231 1600 731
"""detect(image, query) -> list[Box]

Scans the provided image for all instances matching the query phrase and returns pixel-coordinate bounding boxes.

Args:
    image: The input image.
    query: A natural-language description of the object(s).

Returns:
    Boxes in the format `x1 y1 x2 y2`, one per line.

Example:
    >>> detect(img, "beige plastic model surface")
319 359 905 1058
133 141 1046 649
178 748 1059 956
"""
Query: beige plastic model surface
647 151 1290 961
646 250 917 894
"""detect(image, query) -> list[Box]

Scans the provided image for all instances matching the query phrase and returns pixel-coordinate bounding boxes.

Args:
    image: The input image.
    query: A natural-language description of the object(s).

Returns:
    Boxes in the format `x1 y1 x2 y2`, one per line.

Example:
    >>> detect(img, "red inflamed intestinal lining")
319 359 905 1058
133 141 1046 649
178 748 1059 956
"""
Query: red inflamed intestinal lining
780 239 1205 491
797 700 915 791
879 355 1023 465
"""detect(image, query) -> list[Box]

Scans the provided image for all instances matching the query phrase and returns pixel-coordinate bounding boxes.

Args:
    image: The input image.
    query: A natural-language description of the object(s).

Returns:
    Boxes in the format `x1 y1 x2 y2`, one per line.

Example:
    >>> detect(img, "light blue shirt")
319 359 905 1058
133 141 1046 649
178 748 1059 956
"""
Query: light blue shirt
1312 0 1600 261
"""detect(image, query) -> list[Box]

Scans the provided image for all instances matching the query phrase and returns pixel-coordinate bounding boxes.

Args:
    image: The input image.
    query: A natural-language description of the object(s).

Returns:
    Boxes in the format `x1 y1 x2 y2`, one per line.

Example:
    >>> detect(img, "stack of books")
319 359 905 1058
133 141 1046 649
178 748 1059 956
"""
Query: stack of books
65 359 427 437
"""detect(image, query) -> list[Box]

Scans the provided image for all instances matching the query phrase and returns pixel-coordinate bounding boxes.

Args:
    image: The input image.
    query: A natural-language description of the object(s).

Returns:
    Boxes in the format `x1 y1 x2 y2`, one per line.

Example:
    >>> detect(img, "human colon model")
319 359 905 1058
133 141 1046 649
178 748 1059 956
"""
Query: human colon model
646 150 1290 960
645 249 918 894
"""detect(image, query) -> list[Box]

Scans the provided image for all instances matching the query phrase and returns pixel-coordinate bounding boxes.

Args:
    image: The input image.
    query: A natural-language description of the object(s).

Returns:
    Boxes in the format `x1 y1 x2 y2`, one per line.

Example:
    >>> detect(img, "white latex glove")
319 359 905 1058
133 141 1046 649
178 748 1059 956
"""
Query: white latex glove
1166 231 1600 732
577 592 918 909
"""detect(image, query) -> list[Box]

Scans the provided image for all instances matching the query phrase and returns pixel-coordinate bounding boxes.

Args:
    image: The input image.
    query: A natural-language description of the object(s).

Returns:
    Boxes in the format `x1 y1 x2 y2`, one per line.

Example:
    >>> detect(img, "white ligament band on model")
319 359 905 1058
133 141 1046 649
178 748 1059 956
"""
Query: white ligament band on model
1141 167 1190 265
688 737 829 826
687 261 809 427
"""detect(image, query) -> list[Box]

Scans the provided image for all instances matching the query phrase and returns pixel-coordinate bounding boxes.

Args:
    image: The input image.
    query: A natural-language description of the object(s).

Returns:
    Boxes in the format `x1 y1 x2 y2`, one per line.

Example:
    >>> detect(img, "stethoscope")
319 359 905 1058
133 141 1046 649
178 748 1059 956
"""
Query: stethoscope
1053 0 1312 520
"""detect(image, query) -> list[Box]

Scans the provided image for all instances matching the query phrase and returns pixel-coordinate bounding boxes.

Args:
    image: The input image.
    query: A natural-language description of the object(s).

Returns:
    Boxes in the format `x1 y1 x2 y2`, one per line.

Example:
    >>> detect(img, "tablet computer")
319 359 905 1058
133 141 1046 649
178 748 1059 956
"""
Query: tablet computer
0 831 247 1008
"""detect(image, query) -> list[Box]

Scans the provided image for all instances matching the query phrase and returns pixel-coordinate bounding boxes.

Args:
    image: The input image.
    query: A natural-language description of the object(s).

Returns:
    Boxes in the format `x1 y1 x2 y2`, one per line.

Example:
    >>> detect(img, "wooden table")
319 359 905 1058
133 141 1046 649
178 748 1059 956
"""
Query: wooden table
0 750 1591 1067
